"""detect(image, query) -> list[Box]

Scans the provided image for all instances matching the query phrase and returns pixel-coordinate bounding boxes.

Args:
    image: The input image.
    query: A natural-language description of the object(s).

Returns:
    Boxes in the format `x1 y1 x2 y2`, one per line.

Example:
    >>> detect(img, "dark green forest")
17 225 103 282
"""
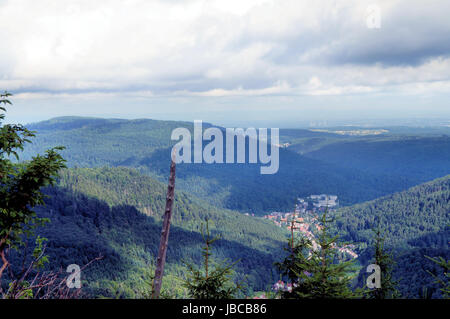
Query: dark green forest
19 117 450 214
12 167 288 297
335 175 450 298
10 168 449 298
4 116 449 298
304 136 450 184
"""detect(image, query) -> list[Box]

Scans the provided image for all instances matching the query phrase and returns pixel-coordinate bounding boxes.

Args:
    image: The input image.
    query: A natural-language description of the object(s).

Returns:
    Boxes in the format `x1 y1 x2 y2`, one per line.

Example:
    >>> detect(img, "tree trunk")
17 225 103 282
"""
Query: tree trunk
151 151 176 299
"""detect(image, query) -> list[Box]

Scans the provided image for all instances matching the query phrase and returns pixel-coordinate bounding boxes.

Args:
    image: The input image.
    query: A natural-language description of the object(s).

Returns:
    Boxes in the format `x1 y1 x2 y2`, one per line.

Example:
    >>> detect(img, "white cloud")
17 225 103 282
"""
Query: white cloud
0 0 449 102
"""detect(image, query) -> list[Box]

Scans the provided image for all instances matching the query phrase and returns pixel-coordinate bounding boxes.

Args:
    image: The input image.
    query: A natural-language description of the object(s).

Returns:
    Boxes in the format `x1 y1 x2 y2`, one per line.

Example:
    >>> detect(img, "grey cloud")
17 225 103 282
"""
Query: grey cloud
1 0 450 98
308 1 450 67
240 1 450 68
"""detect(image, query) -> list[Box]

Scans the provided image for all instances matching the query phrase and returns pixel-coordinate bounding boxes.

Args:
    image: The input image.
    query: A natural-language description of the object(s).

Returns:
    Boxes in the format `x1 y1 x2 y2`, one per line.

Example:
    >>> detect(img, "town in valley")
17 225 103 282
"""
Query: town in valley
262 195 358 260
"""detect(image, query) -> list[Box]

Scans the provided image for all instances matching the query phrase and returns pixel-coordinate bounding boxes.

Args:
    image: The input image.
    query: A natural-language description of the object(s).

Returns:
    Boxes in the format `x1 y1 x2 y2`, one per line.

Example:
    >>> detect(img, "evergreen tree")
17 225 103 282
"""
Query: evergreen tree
0 91 66 295
183 219 242 299
278 210 356 299
425 255 449 298
275 209 312 298
275 236 312 298
365 228 400 299
299 211 355 298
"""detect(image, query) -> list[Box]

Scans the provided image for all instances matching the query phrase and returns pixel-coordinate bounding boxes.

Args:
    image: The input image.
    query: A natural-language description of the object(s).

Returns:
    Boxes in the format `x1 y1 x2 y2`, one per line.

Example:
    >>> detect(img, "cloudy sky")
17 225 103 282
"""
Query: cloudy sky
1 0 449 126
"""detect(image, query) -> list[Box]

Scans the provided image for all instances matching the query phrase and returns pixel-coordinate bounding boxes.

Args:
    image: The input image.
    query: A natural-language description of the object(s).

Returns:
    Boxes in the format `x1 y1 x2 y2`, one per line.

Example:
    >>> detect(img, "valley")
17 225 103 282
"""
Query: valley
11 116 450 298
20 117 450 214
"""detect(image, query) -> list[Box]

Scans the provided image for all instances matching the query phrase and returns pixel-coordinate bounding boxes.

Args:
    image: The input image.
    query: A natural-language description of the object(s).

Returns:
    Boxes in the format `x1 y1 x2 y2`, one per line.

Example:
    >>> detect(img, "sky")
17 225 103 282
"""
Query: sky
1 0 450 127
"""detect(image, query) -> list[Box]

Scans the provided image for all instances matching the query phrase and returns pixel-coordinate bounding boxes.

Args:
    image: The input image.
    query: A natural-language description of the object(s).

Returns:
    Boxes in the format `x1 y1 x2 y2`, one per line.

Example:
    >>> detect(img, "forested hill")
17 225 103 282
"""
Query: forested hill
304 136 450 185
19 116 443 214
336 174 449 248
26 167 288 297
334 175 450 298
28 168 449 298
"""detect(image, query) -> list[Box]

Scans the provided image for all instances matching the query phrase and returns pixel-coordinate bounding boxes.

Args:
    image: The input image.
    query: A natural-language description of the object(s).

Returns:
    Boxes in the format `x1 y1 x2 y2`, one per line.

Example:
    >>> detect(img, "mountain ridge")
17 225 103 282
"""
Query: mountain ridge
19 116 441 214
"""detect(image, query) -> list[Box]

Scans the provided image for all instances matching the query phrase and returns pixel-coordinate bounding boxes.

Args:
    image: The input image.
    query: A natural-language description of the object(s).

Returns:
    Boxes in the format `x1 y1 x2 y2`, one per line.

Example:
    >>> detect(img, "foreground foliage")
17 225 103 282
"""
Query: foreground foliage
0 92 66 298
183 220 243 299
278 211 356 299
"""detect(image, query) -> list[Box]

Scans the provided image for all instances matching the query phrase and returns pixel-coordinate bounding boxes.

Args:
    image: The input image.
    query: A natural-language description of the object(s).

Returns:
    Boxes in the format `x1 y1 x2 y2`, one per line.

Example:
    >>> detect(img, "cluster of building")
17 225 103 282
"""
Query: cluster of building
308 194 338 209
310 128 389 136
263 195 358 260
273 280 294 293
263 194 338 229
337 245 358 259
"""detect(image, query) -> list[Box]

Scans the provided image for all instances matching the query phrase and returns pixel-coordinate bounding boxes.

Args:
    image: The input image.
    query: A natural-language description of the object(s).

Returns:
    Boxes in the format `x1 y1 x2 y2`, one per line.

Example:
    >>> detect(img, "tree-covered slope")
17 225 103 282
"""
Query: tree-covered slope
304 136 450 185
334 175 450 298
24 117 188 167
336 175 449 248
20 117 424 214
27 167 289 297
